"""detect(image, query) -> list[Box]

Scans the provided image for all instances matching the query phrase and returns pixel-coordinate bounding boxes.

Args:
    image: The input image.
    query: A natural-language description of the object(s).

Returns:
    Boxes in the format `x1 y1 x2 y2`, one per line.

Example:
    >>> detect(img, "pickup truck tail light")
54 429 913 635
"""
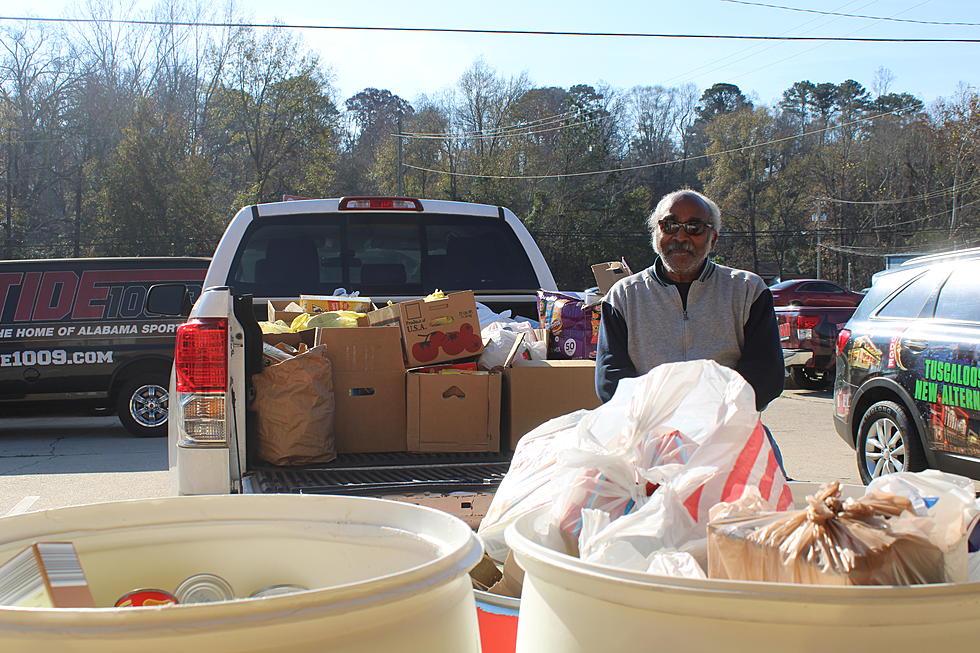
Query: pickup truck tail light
174 318 228 446
836 328 852 356
796 315 820 330
175 319 228 391
792 314 819 342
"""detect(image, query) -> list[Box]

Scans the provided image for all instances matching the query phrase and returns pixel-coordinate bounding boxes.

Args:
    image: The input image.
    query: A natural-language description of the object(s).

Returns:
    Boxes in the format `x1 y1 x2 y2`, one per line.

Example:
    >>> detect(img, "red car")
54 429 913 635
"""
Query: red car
768 279 865 307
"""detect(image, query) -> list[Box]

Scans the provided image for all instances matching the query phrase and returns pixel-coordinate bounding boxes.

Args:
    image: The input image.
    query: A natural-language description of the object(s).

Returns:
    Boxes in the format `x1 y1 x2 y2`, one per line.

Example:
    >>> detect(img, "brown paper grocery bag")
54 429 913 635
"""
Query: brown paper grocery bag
251 344 336 465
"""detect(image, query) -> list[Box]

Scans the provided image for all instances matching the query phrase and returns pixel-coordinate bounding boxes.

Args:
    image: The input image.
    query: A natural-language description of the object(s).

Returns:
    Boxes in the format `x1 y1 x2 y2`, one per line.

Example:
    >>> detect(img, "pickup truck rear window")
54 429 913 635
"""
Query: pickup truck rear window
226 213 539 296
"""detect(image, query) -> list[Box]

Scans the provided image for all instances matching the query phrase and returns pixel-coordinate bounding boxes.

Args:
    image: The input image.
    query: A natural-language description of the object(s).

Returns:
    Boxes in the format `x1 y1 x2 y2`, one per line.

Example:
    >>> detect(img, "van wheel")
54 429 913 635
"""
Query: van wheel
117 375 169 437
855 400 925 484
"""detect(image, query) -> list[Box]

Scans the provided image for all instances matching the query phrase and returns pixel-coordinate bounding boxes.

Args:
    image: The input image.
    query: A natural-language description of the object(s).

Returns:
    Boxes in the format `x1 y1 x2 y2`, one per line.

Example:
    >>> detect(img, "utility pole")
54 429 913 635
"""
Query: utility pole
812 204 827 279
5 139 11 259
396 116 404 196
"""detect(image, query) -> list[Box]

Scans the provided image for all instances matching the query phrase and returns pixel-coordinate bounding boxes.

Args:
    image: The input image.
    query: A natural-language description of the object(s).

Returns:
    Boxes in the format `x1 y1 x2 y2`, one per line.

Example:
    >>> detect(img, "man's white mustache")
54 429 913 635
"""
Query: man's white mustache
666 244 695 254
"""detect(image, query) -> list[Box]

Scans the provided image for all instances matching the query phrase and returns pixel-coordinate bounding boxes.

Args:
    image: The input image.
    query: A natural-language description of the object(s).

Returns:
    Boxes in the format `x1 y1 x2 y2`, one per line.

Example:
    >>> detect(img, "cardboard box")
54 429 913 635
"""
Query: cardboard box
262 329 315 351
388 492 495 530
591 260 633 295
314 326 406 452
300 294 374 314
361 291 483 367
407 369 501 452
267 299 304 325
487 550 524 597
504 360 601 450
470 552 503 591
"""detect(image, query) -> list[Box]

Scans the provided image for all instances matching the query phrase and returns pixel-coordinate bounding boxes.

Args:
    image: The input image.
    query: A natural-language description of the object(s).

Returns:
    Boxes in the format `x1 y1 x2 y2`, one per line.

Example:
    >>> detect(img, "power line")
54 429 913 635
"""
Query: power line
820 238 980 256
1 15 979 42
860 196 980 230
726 1 932 84
399 114 609 141
817 179 980 205
404 106 909 179
720 1 980 27
402 109 586 138
660 0 888 86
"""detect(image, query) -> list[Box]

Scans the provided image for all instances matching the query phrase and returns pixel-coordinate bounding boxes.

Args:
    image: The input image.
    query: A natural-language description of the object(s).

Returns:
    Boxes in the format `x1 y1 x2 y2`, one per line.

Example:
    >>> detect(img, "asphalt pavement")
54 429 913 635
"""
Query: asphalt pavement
0 415 172 515
0 380 858 516
763 385 861 485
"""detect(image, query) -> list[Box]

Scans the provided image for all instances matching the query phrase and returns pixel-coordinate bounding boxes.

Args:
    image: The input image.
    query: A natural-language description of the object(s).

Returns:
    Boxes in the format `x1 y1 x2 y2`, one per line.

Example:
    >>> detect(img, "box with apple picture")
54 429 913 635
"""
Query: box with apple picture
359 290 484 367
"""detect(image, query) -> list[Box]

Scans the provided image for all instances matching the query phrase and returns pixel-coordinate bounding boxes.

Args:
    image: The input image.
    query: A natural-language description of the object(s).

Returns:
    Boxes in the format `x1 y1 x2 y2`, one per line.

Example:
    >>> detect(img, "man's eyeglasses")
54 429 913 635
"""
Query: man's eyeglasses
658 218 712 236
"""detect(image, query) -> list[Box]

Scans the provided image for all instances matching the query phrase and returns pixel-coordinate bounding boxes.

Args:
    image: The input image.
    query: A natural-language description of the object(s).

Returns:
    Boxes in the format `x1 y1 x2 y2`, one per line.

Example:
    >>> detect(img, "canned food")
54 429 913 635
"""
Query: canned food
114 588 178 608
248 584 308 599
174 573 235 604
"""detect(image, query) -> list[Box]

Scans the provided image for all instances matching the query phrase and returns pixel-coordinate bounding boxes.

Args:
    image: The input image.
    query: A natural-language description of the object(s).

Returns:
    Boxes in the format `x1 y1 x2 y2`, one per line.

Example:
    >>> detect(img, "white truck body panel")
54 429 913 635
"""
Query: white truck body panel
174 197 557 495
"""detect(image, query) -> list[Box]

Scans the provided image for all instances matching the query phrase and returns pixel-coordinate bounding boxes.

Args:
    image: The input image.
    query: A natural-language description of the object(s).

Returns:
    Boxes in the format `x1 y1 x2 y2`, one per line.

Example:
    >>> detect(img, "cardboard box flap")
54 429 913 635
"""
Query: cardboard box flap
361 291 482 368
314 326 404 372
267 299 304 324
501 332 527 369
591 260 633 295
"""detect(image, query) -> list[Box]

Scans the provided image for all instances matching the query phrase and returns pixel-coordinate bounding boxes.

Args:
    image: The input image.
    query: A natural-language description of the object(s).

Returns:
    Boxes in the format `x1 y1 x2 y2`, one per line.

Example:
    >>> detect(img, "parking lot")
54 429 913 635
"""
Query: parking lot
0 381 857 517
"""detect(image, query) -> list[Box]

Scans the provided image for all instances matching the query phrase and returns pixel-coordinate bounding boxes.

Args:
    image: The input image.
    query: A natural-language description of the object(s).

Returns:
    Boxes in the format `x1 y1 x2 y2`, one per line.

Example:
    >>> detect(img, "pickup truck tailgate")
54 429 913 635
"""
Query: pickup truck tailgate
243 452 512 495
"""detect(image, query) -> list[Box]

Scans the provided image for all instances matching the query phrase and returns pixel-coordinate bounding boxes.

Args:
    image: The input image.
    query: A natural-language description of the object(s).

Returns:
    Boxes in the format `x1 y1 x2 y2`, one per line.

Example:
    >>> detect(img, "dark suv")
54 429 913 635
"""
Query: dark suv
833 250 980 483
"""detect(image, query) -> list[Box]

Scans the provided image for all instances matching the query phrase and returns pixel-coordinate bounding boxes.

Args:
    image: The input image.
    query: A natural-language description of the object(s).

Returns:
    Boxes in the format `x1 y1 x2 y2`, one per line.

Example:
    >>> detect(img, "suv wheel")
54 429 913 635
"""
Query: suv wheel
855 400 925 483
116 375 169 437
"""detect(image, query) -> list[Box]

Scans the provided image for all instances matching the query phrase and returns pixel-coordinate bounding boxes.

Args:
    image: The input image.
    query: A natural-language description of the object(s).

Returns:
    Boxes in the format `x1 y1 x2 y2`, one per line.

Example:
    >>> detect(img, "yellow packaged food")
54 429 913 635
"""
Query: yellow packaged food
305 310 366 329
259 320 293 334
290 313 312 332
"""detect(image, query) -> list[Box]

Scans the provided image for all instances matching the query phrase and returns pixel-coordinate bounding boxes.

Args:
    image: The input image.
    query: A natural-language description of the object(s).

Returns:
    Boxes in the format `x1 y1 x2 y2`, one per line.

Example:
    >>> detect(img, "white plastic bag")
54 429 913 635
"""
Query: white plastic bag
478 376 644 561
601 360 792 522
866 470 980 582
477 321 544 369
578 465 716 570
550 450 649 553
576 361 793 573
478 411 586 561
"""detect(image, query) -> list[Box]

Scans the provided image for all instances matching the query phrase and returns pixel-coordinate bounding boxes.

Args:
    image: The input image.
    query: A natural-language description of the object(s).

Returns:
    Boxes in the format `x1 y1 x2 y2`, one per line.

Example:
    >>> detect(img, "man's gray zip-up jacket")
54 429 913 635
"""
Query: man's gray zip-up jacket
595 258 784 411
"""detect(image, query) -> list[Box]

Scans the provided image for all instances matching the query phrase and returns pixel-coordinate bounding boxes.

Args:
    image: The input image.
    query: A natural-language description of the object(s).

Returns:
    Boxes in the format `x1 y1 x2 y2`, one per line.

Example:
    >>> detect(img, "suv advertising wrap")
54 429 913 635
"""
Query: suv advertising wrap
834 252 980 482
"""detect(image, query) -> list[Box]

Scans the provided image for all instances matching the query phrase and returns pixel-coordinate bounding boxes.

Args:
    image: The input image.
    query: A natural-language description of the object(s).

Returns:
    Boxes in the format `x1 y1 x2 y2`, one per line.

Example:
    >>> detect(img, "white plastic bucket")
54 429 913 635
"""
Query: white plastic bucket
506 482 980 653
0 494 483 652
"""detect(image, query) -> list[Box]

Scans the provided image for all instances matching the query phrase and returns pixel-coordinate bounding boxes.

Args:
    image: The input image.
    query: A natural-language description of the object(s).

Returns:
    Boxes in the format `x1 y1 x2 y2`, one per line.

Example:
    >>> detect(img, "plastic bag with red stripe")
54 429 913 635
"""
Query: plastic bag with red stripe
576 359 792 573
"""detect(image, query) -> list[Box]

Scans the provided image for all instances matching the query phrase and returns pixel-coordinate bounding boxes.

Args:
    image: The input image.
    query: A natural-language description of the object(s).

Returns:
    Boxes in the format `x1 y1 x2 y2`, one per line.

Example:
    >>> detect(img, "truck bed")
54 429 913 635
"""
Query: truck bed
242 451 513 495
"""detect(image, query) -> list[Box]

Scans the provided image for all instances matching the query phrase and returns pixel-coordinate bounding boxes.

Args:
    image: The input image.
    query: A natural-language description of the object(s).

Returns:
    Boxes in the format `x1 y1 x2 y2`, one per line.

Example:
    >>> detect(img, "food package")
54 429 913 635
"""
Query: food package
300 294 373 314
259 320 293 334
536 290 598 360
707 481 946 585
251 345 336 466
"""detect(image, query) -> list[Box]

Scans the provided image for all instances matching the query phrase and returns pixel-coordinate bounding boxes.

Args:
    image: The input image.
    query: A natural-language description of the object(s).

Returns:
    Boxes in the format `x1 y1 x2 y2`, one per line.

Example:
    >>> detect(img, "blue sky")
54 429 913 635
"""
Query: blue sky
4 0 977 107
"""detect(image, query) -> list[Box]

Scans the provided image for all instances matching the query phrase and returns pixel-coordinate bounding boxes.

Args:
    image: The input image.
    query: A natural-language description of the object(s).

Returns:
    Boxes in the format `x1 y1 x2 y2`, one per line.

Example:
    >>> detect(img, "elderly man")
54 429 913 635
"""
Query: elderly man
595 188 784 412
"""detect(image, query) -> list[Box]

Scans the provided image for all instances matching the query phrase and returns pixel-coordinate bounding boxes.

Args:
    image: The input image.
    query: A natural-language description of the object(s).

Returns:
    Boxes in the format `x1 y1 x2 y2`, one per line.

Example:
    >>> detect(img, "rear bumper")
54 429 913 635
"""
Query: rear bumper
782 349 813 367
175 443 232 495
833 414 853 448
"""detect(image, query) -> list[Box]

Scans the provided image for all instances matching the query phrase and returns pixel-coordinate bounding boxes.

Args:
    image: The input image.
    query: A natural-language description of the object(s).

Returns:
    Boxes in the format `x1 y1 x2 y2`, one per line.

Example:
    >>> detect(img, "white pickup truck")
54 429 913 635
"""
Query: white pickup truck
147 196 558 496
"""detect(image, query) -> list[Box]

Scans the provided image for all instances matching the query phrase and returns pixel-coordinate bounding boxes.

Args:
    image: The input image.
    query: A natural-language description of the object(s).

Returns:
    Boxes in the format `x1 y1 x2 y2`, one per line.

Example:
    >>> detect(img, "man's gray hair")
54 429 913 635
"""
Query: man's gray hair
647 189 722 234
